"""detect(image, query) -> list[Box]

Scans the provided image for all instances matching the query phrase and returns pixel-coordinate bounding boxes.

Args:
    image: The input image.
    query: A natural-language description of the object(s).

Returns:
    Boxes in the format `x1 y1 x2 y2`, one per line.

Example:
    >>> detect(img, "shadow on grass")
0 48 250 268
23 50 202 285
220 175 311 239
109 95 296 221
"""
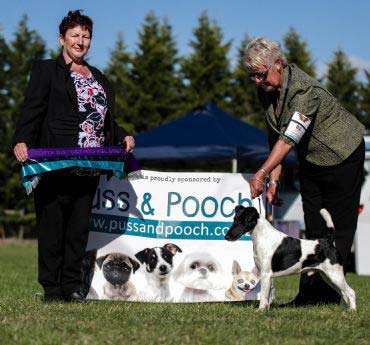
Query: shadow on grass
224 300 260 308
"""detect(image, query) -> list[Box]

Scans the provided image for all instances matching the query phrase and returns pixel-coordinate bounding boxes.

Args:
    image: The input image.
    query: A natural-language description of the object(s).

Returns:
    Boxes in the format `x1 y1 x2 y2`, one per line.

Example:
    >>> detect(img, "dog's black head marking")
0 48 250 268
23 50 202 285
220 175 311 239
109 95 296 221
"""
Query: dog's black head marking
135 244 182 273
135 248 157 272
135 248 151 264
225 206 260 241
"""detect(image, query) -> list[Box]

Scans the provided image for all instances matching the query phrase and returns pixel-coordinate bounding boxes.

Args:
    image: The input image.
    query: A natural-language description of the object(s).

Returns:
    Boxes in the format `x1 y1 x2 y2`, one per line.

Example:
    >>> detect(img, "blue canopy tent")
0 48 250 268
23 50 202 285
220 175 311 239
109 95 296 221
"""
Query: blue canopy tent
134 102 293 172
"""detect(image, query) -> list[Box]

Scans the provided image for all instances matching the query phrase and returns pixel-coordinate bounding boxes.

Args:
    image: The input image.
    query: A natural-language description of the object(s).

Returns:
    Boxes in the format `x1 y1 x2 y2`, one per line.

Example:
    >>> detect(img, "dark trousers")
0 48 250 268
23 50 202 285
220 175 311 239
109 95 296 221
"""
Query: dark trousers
34 173 99 296
296 140 365 303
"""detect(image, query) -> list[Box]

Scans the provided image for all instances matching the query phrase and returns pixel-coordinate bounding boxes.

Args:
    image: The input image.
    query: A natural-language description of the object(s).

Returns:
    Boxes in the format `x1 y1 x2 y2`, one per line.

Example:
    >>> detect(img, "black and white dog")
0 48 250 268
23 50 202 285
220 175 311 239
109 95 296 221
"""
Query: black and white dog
135 243 182 300
225 206 356 311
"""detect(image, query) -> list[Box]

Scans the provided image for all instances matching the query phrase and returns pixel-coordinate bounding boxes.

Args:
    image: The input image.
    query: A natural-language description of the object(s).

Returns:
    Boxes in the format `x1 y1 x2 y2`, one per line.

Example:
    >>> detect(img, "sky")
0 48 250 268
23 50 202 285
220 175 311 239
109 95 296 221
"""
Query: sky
1 0 370 79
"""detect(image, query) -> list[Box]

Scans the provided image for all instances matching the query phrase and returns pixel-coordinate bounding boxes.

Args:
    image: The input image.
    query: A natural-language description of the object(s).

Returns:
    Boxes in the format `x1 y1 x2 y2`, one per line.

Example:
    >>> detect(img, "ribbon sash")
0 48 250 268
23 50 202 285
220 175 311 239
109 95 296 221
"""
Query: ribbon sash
21 146 141 194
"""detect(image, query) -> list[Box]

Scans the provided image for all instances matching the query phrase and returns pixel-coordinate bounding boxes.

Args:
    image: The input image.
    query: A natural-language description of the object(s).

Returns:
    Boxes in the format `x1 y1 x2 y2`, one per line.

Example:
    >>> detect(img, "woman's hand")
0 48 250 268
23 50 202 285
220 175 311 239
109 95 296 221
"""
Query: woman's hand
123 136 135 152
266 183 284 207
13 143 29 162
249 175 266 199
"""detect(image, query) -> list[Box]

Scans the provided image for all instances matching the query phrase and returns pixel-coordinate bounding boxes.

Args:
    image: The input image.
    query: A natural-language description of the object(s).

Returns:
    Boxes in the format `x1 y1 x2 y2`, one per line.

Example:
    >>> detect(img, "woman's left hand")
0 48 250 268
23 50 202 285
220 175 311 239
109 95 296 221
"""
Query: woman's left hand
249 177 265 199
123 136 135 152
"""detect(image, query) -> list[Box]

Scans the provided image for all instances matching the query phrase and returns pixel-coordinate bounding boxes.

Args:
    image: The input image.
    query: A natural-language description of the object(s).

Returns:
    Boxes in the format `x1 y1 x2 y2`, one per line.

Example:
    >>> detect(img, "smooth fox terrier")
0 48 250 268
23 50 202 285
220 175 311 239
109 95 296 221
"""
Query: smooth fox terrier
225 206 356 311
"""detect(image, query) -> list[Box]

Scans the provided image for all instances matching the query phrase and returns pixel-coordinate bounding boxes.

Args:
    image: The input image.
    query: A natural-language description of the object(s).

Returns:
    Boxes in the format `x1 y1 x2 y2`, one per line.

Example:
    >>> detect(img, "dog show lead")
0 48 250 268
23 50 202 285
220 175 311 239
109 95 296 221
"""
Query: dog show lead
244 38 365 307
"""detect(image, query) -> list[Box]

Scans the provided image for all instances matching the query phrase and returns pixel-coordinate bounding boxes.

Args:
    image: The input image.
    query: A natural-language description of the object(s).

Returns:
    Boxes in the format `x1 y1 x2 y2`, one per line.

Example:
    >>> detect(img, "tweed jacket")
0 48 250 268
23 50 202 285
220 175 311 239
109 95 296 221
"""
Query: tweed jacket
258 64 364 166
13 54 128 149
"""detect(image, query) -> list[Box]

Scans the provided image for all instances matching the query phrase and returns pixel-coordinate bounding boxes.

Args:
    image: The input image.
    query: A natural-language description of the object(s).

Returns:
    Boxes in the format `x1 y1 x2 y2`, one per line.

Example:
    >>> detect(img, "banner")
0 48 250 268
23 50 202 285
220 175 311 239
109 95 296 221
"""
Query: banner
86 170 265 302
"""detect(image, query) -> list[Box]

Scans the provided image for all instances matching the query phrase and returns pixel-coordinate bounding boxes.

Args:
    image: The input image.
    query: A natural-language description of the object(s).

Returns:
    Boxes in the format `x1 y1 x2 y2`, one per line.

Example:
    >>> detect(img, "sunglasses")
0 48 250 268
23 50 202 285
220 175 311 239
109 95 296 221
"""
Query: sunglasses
249 66 271 82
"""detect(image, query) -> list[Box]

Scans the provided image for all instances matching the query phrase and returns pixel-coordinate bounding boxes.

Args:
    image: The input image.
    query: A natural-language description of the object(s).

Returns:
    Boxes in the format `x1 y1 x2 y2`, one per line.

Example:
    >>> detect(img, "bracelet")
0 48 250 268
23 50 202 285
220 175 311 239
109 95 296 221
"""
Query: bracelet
259 168 270 179
269 179 280 187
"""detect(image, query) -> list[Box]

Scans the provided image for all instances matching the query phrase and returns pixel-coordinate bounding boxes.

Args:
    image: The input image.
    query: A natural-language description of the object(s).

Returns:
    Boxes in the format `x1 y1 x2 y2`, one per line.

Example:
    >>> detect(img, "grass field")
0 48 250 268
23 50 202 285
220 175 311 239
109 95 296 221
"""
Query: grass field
0 242 369 345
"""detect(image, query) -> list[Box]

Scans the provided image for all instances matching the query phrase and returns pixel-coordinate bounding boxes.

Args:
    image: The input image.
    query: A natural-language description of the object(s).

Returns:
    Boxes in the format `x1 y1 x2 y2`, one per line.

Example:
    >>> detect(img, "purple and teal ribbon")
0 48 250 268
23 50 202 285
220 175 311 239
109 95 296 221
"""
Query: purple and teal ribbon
21 146 141 194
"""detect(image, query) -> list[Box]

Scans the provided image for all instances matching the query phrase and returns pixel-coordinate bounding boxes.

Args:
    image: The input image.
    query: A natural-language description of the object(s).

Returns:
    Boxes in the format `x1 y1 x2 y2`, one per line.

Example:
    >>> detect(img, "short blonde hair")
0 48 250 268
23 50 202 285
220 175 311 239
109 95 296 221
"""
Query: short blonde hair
244 37 287 71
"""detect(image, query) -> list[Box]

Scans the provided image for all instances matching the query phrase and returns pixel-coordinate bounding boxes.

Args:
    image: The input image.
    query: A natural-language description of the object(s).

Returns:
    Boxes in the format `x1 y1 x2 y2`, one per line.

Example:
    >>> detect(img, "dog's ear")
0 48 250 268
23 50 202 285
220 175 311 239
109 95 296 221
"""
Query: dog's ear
248 206 260 218
251 266 260 278
129 257 141 273
96 254 109 269
232 260 241 275
234 205 245 214
245 207 260 231
164 243 182 255
135 248 150 264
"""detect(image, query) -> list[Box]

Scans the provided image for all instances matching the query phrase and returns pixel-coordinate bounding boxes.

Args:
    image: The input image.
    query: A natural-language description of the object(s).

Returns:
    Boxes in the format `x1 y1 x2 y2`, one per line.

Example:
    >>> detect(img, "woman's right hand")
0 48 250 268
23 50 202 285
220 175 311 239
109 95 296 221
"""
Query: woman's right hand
13 143 29 162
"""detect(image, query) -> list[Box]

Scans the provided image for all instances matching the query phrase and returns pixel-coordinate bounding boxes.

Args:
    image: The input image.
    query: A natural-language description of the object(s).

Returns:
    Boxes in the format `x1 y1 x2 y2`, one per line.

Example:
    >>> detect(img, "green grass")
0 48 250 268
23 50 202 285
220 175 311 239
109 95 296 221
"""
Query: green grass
1 242 369 345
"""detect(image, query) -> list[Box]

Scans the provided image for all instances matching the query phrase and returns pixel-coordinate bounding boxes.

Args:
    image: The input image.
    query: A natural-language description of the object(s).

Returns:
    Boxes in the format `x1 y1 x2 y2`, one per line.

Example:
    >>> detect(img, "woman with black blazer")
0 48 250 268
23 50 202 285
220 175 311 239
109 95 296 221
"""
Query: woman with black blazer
13 10 135 302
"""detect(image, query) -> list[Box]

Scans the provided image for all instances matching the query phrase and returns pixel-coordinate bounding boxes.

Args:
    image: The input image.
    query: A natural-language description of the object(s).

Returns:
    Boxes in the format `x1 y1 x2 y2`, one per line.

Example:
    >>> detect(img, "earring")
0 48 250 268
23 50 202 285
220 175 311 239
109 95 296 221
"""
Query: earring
277 66 281 73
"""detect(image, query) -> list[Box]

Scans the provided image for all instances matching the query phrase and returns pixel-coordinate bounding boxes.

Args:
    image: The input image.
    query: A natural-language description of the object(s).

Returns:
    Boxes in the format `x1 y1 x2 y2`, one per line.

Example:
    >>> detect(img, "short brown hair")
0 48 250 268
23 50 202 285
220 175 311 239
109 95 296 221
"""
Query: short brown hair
59 10 93 37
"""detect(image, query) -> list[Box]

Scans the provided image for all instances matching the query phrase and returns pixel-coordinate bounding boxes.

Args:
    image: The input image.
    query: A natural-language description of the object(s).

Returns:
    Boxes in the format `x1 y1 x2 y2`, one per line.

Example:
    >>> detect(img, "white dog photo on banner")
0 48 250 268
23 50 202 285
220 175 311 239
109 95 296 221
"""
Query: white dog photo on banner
173 251 226 302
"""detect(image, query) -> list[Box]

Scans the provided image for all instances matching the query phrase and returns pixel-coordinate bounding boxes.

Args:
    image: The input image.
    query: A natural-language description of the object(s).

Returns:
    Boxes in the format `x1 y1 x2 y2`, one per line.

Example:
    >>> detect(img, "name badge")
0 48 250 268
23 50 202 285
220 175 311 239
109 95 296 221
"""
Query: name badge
284 111 312 144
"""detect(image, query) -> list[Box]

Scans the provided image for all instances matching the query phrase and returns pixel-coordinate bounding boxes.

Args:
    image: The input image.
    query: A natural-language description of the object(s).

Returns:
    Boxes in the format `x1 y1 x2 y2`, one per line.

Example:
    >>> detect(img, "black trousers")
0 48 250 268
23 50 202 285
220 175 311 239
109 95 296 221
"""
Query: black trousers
34 173 99 296
296 140 365 303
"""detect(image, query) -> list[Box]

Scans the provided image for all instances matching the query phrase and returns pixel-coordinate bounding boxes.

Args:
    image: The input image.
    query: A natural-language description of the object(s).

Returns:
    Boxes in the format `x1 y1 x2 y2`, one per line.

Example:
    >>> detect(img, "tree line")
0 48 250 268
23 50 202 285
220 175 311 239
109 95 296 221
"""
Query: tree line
1 11 370 214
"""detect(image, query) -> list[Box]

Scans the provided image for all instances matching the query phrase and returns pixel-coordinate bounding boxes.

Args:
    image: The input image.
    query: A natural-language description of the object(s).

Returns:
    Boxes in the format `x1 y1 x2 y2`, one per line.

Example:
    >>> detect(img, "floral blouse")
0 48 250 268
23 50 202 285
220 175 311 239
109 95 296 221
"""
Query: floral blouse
70 71 108 176
70 71 108 148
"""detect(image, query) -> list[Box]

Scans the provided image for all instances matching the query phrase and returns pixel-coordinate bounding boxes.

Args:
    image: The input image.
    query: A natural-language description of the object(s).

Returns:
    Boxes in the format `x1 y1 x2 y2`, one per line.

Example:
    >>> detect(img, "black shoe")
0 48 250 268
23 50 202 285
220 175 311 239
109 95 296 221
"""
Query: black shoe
43 294 65 303
64 291 87 303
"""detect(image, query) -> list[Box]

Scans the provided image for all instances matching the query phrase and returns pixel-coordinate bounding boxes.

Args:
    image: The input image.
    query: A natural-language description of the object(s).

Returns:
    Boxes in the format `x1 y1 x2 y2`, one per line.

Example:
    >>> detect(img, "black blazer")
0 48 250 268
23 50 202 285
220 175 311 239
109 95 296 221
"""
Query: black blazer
13 54 128 148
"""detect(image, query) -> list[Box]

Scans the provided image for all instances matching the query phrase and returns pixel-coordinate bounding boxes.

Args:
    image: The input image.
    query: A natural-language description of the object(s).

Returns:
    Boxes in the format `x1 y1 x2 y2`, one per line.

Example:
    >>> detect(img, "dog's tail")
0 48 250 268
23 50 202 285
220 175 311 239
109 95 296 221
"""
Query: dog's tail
320 208 335 244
